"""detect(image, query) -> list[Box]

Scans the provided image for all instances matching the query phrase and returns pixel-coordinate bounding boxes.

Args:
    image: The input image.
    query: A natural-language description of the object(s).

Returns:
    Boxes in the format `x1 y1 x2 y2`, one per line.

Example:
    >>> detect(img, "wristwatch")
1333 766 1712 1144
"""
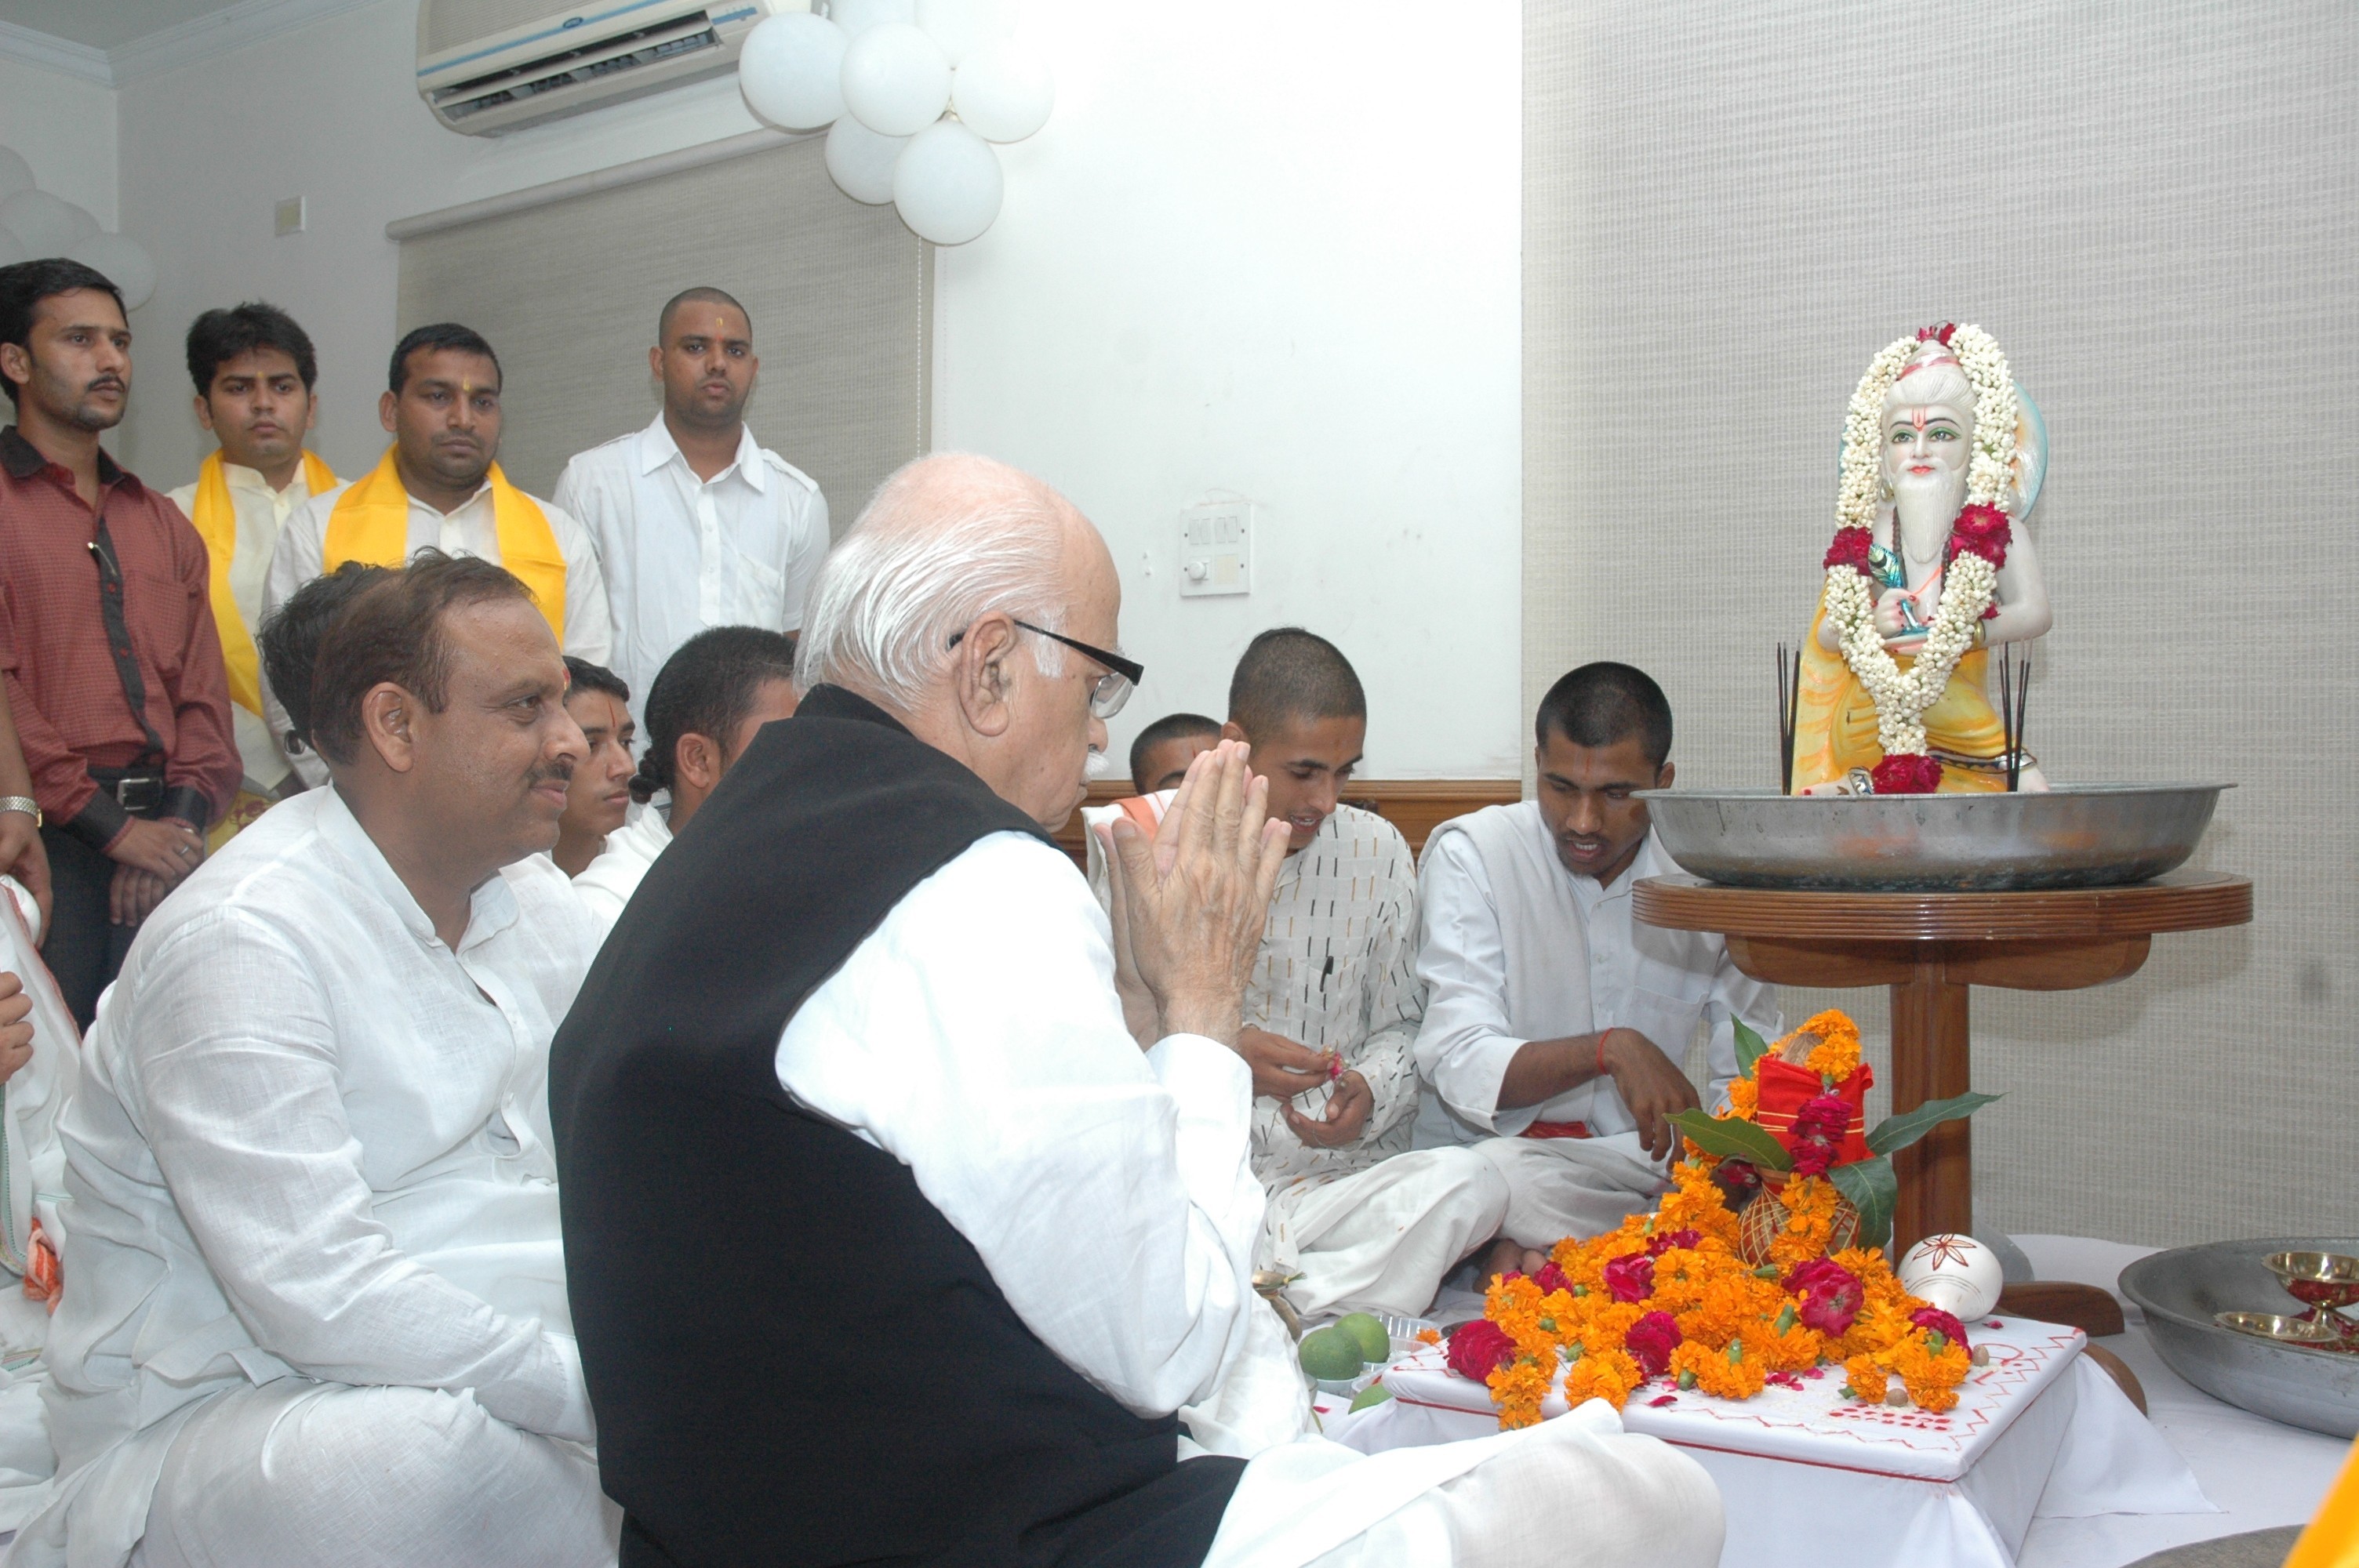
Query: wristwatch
0 797 38 826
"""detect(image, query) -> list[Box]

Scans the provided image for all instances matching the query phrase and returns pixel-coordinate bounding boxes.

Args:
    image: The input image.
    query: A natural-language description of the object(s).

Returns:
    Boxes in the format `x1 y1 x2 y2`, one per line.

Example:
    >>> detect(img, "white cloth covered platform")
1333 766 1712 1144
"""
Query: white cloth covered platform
1325 1316 2205 1568
1310 1234 2350 1568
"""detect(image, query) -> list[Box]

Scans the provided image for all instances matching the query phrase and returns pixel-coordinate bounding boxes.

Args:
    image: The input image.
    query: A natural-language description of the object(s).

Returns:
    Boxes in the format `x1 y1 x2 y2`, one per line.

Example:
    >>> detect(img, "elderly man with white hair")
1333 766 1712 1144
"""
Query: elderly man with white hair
551 452 1723 1568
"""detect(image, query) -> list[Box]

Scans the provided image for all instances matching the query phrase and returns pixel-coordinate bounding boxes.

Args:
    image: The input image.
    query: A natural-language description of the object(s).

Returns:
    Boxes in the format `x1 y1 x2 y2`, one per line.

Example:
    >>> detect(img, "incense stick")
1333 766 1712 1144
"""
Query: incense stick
1776 644 1801 795
1998 647 2031 792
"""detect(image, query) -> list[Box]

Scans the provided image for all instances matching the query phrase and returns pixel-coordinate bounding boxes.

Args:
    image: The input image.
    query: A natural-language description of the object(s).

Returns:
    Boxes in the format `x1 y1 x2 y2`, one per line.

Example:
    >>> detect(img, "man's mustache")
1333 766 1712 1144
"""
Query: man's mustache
529 760 575 788
83 378 125 397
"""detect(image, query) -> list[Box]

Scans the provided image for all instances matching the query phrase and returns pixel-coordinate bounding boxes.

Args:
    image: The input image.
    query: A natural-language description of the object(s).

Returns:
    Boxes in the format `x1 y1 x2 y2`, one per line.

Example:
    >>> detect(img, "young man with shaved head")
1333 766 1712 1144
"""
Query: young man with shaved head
554 457 1720 1568
1413 662 1782 1276
1097 630 1506 1323
554 286 829 728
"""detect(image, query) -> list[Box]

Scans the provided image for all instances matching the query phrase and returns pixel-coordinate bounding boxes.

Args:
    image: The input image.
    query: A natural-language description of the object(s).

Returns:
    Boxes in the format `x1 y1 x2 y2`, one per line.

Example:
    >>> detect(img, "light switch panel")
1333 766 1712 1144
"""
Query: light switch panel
1179 501 1251 597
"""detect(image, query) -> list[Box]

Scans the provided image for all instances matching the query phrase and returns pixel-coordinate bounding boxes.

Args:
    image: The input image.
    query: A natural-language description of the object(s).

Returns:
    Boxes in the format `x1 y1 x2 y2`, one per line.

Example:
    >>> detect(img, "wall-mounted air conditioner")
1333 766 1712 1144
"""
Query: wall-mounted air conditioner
418 0 791 136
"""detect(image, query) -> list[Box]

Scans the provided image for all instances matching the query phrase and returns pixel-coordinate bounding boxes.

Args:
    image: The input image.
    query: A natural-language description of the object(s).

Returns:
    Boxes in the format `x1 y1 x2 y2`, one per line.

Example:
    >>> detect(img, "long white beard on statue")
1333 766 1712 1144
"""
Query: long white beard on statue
1892 466 1968 577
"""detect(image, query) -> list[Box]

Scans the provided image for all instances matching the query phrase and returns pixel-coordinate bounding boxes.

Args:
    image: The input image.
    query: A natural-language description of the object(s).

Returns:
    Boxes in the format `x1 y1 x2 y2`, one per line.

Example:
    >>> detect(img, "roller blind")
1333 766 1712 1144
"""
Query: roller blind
395 134 927 527
1525 2 2357 1245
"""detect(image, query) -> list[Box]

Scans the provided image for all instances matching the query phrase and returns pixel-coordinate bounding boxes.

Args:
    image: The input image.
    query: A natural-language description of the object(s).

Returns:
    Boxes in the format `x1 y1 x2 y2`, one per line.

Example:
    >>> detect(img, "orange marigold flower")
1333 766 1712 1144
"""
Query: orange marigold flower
1562 1345 1642 1410
1416 1327 1442 1345
1797 1009 1864 1083
1844 1353 1888 1403
1726 1077 1760 1119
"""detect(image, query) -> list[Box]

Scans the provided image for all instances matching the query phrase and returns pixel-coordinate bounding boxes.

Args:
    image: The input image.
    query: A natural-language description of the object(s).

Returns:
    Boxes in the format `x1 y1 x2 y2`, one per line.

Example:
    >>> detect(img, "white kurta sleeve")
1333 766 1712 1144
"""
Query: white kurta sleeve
776 832 1266 1419
1412 830 1535 1137
257 493 337 790
119 910 591 1443
541 500 613 665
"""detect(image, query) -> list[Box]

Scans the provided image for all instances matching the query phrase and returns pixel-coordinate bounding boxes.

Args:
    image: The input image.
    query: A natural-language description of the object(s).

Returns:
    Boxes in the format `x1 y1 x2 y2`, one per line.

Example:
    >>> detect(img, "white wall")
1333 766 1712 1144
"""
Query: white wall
76 0 1521 778
0 54 117 230
932 0 1525 779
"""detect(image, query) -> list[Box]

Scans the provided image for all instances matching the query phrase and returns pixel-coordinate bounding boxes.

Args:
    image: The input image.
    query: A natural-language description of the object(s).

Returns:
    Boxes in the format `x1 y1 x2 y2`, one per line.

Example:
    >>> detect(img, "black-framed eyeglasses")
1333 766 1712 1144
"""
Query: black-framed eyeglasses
950 618 1143 718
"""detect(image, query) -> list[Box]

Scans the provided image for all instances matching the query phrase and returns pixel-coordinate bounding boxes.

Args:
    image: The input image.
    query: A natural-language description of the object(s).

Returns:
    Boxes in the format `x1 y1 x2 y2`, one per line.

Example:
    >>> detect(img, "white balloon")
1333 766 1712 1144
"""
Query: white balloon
64 232 158 311
841 23 950 137
60 202 99 244
951 40 1052 143
0 191 82 256
0 147 33 204
825 114 910 205
913 0 990 65
0 226 26 268
738 12 848 130
1896 1234 2005 1323
892 118 1001 245
825 0 912 38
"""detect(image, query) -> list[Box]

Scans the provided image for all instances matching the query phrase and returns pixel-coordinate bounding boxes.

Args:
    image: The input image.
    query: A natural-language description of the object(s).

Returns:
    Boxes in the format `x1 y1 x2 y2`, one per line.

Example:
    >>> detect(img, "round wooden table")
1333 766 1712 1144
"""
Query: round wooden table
1632 871 2252 1258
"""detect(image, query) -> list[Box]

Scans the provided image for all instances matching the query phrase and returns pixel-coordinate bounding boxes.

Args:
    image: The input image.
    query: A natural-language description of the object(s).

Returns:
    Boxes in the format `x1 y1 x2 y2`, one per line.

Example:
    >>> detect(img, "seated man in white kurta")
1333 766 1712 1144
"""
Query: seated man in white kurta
17 553 612 1568
0 907 78 1535
548 454 1721 1568
572 624 798 935
1413 662 1781 1272
1089 630 1505 1321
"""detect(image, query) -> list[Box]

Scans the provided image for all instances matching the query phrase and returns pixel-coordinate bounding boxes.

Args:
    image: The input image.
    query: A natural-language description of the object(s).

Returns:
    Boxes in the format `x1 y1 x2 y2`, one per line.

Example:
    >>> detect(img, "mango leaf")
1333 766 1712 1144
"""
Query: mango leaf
1732 1017 1772 1078
1829 1156 1897 1252
1666 1109 1792 1171
1865 1091 2004 1158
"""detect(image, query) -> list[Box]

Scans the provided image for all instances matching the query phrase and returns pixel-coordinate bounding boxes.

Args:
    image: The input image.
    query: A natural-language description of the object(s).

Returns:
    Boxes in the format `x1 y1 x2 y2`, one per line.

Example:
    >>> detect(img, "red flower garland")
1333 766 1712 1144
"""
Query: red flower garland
1823 526 1874 576
1917 322 1957 346
1946 503 2012 569
1870 754 1945 794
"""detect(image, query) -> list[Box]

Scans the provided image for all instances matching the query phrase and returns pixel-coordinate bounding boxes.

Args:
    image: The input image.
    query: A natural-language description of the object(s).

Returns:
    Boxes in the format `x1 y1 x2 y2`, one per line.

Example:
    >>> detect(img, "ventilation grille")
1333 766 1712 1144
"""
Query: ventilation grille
431 11 722 122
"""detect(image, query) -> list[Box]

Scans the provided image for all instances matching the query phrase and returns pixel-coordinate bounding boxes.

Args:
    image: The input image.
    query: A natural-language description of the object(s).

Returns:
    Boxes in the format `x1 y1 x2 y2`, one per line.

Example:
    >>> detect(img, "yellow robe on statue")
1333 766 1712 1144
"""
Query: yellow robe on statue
1790 586 2011 794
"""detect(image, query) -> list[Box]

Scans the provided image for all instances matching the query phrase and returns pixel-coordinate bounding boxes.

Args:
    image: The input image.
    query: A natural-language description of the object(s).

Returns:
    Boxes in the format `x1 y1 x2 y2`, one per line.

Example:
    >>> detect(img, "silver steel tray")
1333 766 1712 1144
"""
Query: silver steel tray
1638 785 2230 892
2119 1237 2359 1439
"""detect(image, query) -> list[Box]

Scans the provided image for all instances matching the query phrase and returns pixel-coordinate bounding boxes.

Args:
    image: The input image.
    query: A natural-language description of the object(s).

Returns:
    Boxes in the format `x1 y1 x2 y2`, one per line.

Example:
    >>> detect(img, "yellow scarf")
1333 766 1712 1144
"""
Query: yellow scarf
191 448 338 717
325 447 567 645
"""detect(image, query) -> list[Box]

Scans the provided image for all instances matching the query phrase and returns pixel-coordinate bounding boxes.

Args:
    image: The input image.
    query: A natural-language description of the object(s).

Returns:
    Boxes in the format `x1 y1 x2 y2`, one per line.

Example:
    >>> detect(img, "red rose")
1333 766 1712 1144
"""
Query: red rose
1911 1306 1972 1352
1823 526 1874 575
1870 754 1945 794
1790 1093 1855 1146
1446 1319 1517 1382
1603 1252 1656 1304
1786 1258 1865 1336
1754 1056 1874 1166
1532 1261 1572 1296
1646 1229 1703 1258
1947 503 2012 569
1790 1139 1834 1178
1626 1311 1684 1379
1717 1159 1761 1193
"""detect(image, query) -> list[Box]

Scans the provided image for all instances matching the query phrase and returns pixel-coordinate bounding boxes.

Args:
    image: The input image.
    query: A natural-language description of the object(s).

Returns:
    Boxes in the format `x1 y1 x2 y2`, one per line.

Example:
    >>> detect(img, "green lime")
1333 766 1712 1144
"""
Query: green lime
1297 1327 1362 1381
1336 1312 1392 1365
1348 1381 1395 1412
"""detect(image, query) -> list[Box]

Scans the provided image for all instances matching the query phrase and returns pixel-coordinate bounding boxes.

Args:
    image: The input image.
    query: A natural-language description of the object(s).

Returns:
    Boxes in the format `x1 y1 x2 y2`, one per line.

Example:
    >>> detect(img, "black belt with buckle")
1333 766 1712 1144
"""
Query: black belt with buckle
88 768 165 815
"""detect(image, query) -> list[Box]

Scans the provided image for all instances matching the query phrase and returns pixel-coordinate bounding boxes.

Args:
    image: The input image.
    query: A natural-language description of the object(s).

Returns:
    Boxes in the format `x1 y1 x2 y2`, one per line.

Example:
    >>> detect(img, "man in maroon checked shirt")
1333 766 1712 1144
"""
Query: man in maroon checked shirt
0 260 240 1025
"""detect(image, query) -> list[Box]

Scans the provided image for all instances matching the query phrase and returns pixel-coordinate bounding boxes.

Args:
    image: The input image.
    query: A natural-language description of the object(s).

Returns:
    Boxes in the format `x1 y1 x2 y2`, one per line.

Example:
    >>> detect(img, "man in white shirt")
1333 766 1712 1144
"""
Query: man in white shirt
1414 662 1781 1272
553 288 827 728
551 456 1720 1568
266 323 612 786
1088 630 1506 1322
165 303 336 806
572 624 798 933
18 552 613 1568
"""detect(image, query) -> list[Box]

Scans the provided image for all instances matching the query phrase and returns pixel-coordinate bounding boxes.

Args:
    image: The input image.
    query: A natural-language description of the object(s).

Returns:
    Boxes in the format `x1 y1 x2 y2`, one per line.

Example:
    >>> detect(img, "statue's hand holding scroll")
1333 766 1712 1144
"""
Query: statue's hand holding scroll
1106 739 1289 1047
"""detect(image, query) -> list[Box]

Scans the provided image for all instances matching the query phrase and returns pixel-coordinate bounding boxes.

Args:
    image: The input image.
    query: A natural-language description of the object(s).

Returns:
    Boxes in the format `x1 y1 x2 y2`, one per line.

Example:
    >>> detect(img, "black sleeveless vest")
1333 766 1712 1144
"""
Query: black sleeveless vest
550 685 1243 1567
